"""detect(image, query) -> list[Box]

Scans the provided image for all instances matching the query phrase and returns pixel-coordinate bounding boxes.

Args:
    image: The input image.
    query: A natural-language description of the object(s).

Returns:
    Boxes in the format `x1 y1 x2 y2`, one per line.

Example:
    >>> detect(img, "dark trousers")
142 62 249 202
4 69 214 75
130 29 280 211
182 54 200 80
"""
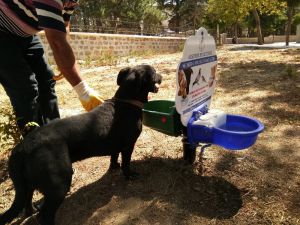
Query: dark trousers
0 32 60 130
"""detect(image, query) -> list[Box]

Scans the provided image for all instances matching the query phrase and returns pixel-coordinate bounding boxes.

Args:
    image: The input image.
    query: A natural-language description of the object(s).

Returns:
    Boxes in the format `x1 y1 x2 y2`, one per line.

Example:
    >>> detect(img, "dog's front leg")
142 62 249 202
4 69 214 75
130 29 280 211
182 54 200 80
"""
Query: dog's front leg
109 153 120 171
121 147 139 179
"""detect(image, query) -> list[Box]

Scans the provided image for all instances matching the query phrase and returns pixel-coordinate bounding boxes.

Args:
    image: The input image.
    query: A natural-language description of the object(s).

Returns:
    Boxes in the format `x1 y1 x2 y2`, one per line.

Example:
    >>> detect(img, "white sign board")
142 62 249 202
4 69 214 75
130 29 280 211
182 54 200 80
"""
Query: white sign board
175 27 218 126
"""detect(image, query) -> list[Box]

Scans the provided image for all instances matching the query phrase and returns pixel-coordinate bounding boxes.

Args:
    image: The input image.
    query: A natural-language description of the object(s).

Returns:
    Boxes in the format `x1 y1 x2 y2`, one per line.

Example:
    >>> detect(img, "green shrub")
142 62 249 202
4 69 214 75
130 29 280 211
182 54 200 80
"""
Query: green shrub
0 108 22 151
285 65 298 79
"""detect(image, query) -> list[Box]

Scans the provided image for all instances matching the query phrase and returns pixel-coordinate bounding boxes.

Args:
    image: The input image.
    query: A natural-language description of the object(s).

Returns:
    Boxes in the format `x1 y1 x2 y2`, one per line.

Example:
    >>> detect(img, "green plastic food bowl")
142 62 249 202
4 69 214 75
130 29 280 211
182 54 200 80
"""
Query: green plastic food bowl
142 100 182 136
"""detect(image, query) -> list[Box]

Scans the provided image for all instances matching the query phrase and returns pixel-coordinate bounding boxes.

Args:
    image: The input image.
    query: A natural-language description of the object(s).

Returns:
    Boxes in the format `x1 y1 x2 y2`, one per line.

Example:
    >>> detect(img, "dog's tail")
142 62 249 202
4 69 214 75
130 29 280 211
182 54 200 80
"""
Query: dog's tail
0 147 29 225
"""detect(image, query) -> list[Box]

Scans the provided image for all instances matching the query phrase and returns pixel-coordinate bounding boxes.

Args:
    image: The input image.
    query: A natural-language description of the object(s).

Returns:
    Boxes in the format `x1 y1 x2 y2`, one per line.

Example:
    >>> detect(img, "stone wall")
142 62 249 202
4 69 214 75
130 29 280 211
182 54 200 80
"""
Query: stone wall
39 32 298 63
39 32 186 63
224 35 297 44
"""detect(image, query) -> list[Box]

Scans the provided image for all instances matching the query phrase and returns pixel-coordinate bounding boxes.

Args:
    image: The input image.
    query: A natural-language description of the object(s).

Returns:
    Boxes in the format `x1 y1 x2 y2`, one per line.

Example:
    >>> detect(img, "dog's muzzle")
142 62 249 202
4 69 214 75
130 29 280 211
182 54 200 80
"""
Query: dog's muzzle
153 74 162 93
153 83 160 93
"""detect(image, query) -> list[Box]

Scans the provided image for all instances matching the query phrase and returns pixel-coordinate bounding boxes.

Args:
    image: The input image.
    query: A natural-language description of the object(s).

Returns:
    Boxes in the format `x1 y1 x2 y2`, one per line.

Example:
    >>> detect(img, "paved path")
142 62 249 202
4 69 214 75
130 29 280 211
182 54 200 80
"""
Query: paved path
230 42 300 49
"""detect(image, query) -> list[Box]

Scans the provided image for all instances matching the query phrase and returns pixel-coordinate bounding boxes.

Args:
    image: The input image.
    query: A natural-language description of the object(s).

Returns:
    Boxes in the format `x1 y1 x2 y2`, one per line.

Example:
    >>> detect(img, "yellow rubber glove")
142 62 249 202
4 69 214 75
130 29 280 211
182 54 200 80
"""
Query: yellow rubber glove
22 121 40 136
73 81 104 111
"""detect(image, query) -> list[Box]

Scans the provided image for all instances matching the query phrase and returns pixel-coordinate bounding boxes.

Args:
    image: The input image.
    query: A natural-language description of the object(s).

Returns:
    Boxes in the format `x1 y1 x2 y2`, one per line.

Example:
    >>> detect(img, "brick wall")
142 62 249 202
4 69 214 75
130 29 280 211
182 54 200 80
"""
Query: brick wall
39 32 186 63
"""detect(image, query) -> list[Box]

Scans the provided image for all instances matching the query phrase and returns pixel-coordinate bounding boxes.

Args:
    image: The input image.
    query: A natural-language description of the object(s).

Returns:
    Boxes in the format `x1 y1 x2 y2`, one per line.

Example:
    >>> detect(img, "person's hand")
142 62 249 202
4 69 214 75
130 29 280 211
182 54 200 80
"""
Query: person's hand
73 81 104 111
53 73 64 81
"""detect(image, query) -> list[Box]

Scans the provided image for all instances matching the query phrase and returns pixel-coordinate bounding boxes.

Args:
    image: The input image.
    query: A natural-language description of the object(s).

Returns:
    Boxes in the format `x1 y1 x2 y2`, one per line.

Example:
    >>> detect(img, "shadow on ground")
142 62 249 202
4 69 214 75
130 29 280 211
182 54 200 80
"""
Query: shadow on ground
8 157 242 225
53 157 242 225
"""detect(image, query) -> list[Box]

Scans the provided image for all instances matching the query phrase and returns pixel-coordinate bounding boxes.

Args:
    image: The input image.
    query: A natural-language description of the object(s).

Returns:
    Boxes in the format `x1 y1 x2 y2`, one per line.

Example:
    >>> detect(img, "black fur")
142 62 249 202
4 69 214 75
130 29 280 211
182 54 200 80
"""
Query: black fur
0 65 162 225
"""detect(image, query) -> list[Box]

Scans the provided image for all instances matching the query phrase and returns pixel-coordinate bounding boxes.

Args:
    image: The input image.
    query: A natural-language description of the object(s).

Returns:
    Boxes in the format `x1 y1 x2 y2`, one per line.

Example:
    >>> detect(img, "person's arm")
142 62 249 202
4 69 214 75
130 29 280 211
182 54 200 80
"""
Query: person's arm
34 0 103 110
44 28 103 111
65 21 71 34
44 28 80 87
53 21 70 81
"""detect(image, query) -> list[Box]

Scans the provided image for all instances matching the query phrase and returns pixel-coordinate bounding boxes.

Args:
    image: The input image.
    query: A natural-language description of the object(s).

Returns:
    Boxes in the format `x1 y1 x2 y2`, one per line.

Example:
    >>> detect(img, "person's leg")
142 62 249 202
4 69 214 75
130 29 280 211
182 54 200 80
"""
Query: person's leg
0 32 42 130
24 35 60 124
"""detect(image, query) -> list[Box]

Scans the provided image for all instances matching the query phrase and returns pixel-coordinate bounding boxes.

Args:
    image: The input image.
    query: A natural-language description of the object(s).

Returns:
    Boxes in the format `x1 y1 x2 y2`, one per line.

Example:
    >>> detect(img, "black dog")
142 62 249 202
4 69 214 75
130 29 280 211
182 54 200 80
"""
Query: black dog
0 65 162 225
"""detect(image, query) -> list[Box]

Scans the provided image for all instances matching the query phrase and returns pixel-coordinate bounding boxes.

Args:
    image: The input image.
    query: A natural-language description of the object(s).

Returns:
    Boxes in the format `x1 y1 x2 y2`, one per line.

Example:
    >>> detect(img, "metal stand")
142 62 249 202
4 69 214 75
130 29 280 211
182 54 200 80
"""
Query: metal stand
194 143 211 175
182 126 197 164
199 144 212 159
182 124 213 166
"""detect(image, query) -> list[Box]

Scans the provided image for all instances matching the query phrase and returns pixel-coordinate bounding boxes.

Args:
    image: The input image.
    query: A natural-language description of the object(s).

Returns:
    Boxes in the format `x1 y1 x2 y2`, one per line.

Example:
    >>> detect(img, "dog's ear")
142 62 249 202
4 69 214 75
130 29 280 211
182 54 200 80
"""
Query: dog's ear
117 67 131 86
117 67 142 93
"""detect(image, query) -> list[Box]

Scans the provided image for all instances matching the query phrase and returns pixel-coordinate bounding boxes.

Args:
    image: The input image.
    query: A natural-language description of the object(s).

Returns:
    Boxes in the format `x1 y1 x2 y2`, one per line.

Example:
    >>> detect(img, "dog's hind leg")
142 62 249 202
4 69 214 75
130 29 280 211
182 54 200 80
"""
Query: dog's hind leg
37 192 66 225
0 151 29 224
0 184 30 224
24 188 35 216
37 166 72 225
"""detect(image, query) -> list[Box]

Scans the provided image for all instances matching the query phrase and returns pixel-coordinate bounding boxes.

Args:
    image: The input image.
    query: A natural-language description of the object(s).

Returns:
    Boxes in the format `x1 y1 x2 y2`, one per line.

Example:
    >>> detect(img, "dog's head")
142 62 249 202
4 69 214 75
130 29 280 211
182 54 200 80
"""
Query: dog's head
178 70 187 98
183 67 193 78
115 65 162 103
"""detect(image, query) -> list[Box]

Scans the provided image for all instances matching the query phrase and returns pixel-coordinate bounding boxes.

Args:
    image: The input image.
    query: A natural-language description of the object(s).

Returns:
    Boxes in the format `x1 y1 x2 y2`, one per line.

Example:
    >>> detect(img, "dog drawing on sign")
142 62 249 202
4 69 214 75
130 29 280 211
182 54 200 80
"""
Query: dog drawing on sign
177 67 193 99
0 65 162 225
177 69 187 98
183 67 193 95
209 65 217 87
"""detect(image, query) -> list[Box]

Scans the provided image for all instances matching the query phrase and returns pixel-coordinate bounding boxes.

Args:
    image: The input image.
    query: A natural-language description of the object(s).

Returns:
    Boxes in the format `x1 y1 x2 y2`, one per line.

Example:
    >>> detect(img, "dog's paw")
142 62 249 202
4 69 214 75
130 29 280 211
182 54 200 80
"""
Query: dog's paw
124 171 140 180
36 213 55 225
25 205 38 217
108 162 121 172
33 201 44 212
21 214 40 225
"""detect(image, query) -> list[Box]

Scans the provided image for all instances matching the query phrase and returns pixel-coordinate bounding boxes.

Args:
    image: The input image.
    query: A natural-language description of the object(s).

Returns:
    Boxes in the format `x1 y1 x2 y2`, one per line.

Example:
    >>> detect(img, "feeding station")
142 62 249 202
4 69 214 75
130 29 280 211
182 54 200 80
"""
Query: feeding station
142 27 264 163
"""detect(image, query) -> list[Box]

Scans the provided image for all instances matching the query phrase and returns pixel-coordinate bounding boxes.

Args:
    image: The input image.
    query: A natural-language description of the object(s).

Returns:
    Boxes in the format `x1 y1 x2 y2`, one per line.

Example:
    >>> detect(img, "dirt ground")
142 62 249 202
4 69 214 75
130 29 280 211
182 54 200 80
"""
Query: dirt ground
0 45 300 225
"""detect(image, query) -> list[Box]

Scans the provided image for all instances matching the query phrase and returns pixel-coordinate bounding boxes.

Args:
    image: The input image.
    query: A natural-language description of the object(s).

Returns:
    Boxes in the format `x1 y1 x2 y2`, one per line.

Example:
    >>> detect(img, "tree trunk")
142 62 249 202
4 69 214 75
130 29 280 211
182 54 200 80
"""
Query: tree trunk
174 0 181 34
234 22 238 44
252 8 263 45
175 13 180 33
96 19 102 33
83 17 89 32
285 6 293 46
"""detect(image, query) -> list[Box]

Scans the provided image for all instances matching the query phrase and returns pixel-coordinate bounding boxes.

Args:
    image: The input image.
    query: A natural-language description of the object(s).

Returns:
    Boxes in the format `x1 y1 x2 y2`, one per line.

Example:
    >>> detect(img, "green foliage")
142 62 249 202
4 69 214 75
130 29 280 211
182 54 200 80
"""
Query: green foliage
262 13 287 35
73 0 165 32
251 0 286 15
280 0 300 7
157 0 208 33
245 11 287 36
97 50 119 66
285 65 298 79
207 0 285 26
178 41 184 52
207 0 249 25
293 12 300 24
80 50 119 67
0 108 22 151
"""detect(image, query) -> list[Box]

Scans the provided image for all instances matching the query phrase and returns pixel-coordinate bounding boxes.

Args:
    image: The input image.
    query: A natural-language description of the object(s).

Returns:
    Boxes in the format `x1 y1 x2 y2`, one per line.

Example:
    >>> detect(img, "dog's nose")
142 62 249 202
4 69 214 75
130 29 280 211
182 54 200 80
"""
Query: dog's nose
154 83 160 93
156 73 162 84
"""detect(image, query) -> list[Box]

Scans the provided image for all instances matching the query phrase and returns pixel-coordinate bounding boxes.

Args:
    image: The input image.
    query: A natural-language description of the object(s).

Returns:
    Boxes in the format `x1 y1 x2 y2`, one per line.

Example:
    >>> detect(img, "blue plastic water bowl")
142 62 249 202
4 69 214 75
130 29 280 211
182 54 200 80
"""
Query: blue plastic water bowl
187 114 264 150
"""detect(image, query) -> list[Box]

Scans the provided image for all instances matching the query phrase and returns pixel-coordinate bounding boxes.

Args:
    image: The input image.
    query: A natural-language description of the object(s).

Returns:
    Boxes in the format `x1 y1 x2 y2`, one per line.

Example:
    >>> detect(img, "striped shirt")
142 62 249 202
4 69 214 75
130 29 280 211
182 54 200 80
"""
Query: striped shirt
0 0 78 37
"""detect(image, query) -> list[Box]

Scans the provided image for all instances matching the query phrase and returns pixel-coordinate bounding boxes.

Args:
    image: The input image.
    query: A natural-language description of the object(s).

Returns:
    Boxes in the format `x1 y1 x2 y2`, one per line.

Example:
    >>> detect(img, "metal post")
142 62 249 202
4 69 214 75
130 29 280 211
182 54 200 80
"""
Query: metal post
182 126 196 164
